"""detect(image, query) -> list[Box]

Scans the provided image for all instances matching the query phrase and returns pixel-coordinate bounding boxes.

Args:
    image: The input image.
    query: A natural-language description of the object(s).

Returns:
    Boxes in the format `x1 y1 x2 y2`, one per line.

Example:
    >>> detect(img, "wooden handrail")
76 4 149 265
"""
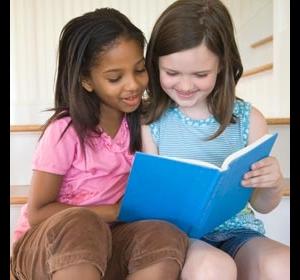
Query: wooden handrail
251 35 273 48
267 118 290 125
282 178 290 196
10 196 28 204
10 185 29 204
10 125 43 132
282 187 290 196
242 63 273 78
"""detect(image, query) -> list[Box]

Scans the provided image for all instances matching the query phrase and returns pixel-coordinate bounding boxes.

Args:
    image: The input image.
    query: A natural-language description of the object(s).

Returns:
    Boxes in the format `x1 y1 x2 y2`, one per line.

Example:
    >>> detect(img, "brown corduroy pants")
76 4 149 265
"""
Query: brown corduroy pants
11 207 188 279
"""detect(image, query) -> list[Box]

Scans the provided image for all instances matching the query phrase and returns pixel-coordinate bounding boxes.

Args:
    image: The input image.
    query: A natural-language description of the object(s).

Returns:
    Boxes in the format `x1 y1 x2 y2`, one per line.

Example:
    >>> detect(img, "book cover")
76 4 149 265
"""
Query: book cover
118 133 278 238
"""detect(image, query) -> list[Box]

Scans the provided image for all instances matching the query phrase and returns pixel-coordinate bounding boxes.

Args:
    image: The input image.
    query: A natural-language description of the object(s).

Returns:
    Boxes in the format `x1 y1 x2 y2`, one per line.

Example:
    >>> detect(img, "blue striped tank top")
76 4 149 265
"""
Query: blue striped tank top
149 99 265 234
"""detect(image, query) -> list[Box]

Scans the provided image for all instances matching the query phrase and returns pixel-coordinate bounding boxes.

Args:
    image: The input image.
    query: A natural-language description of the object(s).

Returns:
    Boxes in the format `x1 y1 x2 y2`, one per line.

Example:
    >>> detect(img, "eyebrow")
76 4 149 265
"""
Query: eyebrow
161 67 211 74
103 58 145 74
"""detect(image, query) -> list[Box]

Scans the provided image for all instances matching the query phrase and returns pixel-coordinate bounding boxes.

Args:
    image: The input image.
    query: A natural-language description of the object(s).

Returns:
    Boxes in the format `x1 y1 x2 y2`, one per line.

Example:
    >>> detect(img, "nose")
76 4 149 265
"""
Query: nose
125 74 140 92
178 76 193 92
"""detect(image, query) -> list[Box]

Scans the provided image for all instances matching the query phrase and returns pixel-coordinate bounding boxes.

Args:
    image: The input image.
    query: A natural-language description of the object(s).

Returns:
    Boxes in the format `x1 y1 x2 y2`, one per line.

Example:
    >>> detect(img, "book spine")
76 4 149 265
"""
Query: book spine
198 173 223 228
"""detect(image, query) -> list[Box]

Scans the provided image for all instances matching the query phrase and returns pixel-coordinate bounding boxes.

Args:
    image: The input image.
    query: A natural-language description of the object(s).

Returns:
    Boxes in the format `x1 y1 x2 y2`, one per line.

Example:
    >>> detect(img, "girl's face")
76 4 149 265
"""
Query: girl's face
158 43 219 116
82 38 148 115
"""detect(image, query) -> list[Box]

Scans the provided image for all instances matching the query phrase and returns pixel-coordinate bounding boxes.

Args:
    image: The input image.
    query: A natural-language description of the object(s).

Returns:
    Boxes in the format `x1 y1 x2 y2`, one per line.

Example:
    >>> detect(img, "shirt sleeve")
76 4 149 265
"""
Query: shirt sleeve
32 118 78 175
233 99 251 146
149 120 160 146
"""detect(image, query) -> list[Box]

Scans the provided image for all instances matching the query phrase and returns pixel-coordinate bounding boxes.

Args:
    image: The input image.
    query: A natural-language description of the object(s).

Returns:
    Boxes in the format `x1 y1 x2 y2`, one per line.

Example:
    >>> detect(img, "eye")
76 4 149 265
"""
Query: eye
166 71 178 76
195 73 208 78
108 77 121 83
135 68 146 74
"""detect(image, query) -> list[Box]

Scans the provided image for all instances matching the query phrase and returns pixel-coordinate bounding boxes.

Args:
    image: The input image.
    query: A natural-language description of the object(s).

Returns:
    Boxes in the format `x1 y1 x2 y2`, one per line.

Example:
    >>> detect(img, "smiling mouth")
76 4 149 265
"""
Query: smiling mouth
175 90 197 98
122 94 141 106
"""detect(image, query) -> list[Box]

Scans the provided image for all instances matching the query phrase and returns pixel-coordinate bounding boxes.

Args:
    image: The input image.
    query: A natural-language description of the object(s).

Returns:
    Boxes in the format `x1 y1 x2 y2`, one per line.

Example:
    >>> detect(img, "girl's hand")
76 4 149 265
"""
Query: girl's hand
242 156 283 191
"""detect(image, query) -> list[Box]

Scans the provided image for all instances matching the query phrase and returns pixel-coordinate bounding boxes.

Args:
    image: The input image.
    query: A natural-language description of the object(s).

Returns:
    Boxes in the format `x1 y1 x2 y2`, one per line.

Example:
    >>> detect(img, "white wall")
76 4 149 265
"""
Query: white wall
272 0 290 118
254 197 290 246
10 0 290 124
225 0 290 119
10 132 40 185
10 0 176 125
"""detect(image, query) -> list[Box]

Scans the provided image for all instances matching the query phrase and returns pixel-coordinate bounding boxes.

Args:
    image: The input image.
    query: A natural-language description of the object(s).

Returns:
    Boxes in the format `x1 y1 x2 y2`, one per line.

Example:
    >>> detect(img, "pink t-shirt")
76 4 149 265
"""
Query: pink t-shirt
13 116 134 243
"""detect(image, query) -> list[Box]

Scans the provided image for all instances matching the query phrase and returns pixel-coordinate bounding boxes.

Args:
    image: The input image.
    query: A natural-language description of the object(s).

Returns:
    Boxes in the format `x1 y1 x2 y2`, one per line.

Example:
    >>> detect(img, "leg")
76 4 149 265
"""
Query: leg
127 260 181 280
11 207 111 279
53 263 100 280
234 237 290 280
181 239 237 280
105 220 189 279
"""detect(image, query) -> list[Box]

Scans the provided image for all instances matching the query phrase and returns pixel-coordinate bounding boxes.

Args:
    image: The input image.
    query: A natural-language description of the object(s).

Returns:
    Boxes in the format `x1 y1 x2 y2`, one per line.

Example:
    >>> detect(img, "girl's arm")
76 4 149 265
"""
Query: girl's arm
243 107 285 213
27 170 119 226
141 125 159 154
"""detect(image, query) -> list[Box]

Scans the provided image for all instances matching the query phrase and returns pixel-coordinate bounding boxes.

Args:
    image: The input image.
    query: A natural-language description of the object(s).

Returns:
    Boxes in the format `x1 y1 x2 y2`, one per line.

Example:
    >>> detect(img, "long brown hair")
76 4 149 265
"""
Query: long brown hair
41 8 146 153
144 0 243 139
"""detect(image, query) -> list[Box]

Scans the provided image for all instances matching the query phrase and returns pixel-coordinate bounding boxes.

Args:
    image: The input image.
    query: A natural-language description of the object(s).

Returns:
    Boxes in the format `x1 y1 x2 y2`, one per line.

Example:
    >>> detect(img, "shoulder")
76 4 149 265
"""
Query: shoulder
46 116 72 132
38 117 80 150
146 107 175 145
33 116 78 174
43 117 76 140
233 99 251 118
248 106 268 144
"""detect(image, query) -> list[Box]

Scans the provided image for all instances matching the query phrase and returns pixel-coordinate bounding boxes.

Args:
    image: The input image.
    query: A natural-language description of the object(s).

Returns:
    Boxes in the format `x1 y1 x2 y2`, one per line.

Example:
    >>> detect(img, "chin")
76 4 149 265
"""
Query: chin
175 99 197 108
124 105 140 114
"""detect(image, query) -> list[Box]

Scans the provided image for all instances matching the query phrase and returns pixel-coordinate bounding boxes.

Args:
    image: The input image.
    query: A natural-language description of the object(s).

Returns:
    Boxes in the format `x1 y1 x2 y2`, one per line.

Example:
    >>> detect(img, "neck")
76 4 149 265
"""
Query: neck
180 102 211 120
99 105 124 138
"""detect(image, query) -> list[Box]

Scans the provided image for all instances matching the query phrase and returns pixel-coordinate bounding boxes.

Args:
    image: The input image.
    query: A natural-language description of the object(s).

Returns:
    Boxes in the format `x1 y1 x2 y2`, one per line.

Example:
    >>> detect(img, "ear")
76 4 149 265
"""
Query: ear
81 78 94 92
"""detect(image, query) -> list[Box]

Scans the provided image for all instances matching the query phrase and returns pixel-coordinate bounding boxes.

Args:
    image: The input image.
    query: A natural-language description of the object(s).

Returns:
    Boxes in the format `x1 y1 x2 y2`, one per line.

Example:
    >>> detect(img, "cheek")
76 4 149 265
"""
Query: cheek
160 73 175 89
196 76 217 92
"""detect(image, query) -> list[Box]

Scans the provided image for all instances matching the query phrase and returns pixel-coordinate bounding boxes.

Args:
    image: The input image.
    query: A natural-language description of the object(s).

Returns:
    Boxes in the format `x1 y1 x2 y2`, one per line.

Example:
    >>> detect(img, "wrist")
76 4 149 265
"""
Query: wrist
274 175 285 191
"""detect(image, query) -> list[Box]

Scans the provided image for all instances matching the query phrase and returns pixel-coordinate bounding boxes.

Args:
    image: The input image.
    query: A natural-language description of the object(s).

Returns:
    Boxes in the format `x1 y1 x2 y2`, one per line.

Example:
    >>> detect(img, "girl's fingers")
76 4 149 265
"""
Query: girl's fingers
242 173 281 188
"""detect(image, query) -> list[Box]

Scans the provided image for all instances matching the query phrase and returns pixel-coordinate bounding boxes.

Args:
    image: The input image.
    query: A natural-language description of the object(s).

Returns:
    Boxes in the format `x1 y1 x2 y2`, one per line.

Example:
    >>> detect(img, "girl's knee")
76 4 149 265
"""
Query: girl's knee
46 207 111 254
128 259 181 280
258 246 290 279
143 220 188 251
126 221 188 272
182 247 237 280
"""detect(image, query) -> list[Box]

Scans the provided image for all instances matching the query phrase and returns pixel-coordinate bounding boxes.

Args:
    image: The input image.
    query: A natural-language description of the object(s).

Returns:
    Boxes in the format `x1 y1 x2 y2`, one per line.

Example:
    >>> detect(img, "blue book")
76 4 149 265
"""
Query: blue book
118 133 278 238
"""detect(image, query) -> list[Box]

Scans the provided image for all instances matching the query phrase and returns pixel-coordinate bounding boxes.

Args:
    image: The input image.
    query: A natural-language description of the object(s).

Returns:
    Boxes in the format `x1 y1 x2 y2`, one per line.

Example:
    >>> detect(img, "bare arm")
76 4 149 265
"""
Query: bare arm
27 170 119 226
243 107 284 213
141 125 159 154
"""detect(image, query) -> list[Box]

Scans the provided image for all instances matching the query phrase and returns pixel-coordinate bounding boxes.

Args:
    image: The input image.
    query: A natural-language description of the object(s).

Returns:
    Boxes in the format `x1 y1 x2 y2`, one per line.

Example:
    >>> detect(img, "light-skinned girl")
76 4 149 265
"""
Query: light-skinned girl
10 8 188 280
142 0 290 279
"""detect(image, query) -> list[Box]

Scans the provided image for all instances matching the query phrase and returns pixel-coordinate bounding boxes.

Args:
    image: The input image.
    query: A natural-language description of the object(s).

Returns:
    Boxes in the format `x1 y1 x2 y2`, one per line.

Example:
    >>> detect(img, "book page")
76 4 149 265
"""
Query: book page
221 134 273 170
159 155 221 170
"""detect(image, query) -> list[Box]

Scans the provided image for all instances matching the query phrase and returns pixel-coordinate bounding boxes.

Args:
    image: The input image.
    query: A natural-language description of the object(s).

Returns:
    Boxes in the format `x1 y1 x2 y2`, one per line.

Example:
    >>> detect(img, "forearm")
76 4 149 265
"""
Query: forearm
28 201 74 226
28 201 119 226
250 179 285 213
88 203 119 223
